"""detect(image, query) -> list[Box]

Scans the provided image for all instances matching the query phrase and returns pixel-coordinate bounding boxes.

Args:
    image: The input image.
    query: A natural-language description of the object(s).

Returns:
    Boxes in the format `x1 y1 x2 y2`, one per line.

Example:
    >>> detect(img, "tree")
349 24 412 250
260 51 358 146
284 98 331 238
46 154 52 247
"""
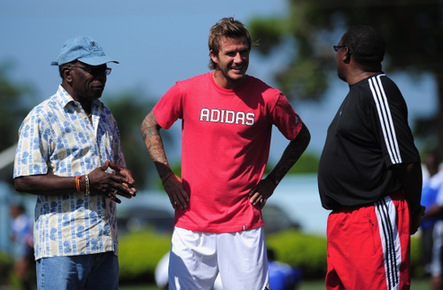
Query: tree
248 0 443 155
0 61 34 151
106 90 159 190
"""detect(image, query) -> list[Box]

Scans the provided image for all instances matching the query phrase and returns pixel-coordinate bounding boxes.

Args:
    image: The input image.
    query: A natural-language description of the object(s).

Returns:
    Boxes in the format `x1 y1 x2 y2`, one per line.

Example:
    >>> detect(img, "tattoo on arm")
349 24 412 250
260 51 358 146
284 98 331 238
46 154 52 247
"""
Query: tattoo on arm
141 112 174 178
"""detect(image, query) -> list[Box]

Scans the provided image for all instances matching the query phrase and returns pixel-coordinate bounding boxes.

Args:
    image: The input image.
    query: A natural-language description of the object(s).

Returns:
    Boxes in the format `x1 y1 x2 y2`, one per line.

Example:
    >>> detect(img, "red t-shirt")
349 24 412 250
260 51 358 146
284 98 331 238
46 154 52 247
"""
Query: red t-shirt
153 72 302 233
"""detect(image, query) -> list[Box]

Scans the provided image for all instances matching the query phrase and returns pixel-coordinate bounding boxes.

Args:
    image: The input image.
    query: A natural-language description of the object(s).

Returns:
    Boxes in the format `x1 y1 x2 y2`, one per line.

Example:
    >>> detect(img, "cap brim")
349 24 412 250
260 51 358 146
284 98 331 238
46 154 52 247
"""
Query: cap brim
78 56 119 66
51 57 119 66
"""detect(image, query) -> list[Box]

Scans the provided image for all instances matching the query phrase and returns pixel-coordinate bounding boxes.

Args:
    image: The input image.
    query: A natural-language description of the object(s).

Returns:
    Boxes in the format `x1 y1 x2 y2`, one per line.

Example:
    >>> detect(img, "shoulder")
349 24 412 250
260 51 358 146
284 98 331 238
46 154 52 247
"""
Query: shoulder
246 75 276 90
98 101 111 115
351 74 402 105
364 74 403 98
176 72 212 87
25 96 55 121
242 75 283 99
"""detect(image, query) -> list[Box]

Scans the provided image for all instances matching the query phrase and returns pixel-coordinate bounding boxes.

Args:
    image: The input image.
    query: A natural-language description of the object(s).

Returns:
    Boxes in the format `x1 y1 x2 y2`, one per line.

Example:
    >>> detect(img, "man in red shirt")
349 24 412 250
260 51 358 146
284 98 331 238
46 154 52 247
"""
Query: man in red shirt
141 17 310 289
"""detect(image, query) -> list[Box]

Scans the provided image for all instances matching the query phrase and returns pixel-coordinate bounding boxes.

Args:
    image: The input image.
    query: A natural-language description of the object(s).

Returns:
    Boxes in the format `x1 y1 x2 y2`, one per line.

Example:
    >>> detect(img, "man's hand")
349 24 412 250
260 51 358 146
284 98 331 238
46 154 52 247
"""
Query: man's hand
248 179 277 210
410 205 425 235
88 160 137 203
162 173 189 210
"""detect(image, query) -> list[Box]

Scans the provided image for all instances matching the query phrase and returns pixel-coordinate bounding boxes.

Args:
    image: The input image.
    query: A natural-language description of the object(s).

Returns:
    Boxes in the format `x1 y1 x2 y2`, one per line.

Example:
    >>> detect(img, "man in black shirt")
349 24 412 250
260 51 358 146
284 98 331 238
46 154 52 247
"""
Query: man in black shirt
318 25 424 290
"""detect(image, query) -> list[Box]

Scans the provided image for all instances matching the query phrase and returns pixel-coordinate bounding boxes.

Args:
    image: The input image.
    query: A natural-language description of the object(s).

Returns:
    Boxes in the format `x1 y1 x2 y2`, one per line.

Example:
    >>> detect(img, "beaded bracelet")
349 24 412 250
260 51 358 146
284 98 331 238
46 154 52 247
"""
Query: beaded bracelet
85 175 90 196
75 176 81 193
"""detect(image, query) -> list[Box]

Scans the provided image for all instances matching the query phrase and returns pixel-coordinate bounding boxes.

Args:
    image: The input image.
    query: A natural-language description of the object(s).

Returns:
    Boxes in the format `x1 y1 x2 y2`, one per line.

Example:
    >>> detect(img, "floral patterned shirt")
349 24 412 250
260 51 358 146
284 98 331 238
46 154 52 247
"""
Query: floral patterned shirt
13 85 125 260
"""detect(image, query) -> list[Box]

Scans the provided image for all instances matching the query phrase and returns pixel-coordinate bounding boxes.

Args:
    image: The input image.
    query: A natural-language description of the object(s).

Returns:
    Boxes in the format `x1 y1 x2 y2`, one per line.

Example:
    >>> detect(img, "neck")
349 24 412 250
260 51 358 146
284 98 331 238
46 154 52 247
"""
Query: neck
347 70 381 85
61 83 92 114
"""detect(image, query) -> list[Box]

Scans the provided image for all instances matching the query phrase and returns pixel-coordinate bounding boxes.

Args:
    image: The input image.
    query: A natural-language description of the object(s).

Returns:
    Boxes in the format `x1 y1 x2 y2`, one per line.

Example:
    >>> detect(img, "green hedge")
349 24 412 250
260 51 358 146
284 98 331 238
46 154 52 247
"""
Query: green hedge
117 228 426 283
118 229 171 283
267 229 425 280
0 251 14 286
266 230 327 279
0 229 425 286
410 235 425 278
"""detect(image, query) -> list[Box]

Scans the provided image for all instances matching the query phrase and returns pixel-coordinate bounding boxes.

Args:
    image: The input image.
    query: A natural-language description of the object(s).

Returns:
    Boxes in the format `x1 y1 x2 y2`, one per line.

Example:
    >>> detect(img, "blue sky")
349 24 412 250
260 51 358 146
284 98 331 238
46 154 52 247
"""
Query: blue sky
0 0 437 159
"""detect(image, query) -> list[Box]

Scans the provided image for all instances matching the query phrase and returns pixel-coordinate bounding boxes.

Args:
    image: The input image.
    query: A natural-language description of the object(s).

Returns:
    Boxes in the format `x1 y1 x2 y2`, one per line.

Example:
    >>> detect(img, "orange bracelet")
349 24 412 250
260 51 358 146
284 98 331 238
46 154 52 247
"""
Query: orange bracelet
75 176 81 192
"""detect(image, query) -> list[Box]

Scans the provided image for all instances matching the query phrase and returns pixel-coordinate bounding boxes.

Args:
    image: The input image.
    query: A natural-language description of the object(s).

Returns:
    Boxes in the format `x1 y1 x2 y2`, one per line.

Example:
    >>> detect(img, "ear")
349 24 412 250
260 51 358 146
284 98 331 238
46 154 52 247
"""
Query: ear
209 50 219 65
343 47 351 64
62 67 73 82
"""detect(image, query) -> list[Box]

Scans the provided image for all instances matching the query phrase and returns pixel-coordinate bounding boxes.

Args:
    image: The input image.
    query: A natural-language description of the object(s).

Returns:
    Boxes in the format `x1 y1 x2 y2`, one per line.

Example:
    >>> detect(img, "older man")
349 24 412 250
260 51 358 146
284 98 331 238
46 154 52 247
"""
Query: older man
13 36 136 289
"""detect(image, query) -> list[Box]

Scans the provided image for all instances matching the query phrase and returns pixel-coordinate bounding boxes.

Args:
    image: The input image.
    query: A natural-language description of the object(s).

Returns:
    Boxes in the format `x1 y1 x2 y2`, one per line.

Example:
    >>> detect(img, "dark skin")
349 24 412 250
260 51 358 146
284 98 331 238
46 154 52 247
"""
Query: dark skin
336 40 424 234
248 123 310 209
14 61 136 203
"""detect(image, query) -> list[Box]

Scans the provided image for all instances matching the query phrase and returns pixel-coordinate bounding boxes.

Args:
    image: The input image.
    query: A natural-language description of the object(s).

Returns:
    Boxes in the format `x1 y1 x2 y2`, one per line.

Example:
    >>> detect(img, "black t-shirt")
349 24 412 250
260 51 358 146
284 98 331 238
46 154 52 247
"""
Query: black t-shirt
318 74 420 210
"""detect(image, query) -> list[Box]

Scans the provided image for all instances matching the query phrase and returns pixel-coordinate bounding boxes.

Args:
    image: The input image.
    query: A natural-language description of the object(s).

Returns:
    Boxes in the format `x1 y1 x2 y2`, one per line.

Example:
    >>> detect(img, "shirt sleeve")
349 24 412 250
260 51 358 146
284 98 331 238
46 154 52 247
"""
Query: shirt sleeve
153 84 183 130
368 77 420 167
13 108 51 178
271 94 303 141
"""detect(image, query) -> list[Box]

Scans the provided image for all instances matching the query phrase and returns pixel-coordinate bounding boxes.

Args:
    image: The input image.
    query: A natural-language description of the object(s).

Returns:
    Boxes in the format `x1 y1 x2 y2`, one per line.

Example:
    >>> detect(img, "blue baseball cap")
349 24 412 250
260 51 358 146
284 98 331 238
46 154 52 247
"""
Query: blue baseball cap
51 36 119 66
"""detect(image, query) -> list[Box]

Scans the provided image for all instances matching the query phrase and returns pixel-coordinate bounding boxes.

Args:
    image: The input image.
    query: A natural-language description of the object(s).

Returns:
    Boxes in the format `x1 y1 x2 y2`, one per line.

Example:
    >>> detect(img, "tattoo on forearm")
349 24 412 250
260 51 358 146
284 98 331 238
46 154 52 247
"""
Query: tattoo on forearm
141 113 173 178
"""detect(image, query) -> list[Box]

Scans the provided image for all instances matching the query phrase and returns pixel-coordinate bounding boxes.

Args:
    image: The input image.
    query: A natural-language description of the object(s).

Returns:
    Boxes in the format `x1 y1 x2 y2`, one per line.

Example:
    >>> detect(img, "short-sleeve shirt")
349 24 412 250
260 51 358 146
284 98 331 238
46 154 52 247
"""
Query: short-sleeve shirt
10 213 33 259
318 74 420 210
13 85 125 260
421 171 443 228
431 172 443 207
153 72 303 233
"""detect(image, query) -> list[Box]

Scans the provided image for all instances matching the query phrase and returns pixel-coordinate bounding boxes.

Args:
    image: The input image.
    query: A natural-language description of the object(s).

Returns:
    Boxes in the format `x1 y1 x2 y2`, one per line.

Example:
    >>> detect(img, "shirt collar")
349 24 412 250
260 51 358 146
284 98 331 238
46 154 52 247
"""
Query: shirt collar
56 85 103 110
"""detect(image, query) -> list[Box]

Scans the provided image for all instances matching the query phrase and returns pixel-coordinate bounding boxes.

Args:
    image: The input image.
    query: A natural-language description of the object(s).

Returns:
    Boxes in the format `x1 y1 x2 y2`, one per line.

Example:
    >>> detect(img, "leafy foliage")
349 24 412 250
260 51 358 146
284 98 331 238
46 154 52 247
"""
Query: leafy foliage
116 228 425 283
0 61 34 151
249 0 443 153
288 152 319 174
0 251 14 285
266 229 328 279
118 230 171 283
106 91 157 190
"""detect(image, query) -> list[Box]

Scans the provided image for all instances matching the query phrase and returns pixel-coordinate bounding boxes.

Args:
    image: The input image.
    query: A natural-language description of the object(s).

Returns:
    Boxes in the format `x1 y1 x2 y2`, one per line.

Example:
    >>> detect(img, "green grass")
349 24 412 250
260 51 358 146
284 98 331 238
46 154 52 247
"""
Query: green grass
119 279 432 290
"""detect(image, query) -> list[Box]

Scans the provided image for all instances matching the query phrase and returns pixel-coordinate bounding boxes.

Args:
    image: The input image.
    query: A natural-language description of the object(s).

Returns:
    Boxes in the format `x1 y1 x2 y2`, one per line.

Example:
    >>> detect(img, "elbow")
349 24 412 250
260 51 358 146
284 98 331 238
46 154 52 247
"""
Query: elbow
300 123 311 150
13 177 26 193
141 111 161 140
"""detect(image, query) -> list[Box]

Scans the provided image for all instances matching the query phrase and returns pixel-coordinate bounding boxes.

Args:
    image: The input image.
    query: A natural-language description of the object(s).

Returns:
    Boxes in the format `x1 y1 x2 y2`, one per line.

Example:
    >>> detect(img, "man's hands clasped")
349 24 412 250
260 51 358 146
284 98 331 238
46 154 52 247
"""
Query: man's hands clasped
88 160 137 203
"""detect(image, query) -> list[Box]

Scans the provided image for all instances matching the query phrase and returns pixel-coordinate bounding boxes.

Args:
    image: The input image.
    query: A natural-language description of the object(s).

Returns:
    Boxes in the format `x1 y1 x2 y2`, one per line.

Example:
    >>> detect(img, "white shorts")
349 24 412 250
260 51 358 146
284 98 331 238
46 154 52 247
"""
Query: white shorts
168 226 270 290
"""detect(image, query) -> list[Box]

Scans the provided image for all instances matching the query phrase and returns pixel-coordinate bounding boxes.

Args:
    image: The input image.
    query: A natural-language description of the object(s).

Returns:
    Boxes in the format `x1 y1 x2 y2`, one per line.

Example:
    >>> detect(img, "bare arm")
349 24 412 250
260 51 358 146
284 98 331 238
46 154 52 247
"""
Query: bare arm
249 123 311 209
14 160 136 203
141 111 188 209
392 161 424 235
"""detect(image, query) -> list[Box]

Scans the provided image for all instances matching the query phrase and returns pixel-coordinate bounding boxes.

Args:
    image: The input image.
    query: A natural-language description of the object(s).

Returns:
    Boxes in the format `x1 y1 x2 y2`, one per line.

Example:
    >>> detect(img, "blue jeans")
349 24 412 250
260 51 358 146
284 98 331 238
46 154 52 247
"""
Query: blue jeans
36 252 119 290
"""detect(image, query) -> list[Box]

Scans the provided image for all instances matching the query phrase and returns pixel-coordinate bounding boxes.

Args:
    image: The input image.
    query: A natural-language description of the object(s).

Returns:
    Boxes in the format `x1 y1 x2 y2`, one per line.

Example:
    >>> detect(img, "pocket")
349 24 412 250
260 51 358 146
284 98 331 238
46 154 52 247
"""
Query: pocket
367 214 378 254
